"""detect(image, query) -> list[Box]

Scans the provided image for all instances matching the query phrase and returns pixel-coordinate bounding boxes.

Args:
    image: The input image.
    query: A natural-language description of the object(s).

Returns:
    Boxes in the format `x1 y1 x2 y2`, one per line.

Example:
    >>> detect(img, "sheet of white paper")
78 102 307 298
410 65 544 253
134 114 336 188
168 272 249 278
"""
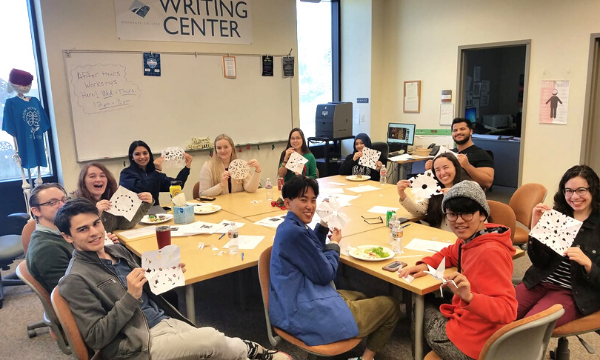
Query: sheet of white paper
402 275 415 283
320 187 345 196
142 245 185 295
390 154 413 162
347 185 381 193
326 182 346 186
105 186 143 222
440 103 454 126
367 206 399 215
119 226 157 240
186 220 220 234
285 152 308 174
223 235 264 250
254 214 287 228
405 238 452 253
212 220 246 234
529 209 583 255
358 147 382 170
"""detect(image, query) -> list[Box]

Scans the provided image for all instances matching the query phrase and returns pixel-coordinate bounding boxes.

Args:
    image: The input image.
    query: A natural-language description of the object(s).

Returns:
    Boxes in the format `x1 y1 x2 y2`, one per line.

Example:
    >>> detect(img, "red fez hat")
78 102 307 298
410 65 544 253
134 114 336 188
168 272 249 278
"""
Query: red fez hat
9 68 34 86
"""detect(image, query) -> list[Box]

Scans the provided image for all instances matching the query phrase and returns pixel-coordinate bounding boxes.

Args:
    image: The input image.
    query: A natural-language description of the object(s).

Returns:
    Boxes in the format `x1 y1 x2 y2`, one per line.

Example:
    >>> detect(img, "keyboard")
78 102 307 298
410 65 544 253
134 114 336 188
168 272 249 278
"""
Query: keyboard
388 150 406 157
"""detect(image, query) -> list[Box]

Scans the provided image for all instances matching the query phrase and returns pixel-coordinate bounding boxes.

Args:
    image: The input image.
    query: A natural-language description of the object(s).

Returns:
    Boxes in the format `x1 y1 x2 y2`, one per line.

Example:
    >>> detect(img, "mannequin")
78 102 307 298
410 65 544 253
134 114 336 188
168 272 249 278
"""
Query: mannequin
2 68 51 215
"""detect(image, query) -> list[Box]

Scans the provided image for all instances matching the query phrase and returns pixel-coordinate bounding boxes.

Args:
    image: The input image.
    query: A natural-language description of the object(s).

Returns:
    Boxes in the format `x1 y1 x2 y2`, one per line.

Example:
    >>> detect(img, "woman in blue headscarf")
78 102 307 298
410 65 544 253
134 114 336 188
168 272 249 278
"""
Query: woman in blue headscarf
338 133 383 181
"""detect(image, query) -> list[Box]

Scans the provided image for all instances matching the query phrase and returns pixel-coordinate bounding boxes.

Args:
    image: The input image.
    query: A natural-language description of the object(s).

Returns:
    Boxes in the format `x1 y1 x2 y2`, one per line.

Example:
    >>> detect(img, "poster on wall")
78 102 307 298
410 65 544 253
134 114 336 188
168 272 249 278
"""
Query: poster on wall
114 0 253 44
539 80 569 124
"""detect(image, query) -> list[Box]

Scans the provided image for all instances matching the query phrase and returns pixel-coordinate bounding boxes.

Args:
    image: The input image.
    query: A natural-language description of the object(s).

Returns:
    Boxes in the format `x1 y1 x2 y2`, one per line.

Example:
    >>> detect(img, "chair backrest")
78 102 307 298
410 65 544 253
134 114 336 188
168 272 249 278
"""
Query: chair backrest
258 246 280 346
487 200 517 242
508 183 547 229
371 142 389 162
21 219 37 254
193 181 199 199
51 287 92 360
479 304 564 360
16 261 71 355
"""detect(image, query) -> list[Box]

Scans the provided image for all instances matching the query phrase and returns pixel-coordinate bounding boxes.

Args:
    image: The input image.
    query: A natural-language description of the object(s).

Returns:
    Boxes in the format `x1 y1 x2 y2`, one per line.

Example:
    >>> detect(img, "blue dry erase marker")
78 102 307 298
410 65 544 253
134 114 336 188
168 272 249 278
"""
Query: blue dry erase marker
401 223 411 228
241 252 244 261
218 233 226 240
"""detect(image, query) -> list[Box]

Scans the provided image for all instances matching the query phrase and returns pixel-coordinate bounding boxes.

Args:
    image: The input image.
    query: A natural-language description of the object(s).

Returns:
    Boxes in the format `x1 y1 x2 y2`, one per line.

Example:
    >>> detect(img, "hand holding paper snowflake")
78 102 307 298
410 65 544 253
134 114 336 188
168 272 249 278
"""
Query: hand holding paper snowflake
228 159 250 180
409 170 443 203
316 196 350 230
358 147 382 170
529 209 583 255
161 147 186 168
142 245 185 295
286 152 308 174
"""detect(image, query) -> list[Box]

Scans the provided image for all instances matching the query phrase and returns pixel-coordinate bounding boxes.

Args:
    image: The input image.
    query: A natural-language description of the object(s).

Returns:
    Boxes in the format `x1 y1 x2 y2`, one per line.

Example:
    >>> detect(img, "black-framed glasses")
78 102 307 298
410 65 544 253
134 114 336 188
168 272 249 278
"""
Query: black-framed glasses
38 197 68 207
563 187 589 197
444 212 475 222
361 215 383 224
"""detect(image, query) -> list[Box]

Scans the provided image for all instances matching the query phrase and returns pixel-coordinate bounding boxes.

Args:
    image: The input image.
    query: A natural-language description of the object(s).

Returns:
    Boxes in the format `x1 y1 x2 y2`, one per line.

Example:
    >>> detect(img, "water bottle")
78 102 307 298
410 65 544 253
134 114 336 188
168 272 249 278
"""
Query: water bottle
380 165 387 186
391 220 403 254
228 223 239 255
265 178 273 200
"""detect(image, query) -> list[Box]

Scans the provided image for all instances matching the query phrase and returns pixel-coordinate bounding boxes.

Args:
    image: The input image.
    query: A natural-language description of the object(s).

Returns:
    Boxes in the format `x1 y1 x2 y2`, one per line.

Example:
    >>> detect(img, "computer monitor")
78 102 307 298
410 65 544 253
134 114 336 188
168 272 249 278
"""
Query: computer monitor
465 107 477 123
387 123 416 152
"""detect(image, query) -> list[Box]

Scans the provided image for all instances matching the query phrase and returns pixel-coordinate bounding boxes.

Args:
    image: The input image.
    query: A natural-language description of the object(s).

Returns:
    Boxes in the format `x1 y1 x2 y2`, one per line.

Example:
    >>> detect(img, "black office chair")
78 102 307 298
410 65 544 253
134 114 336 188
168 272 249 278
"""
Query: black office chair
486 150 494 192
0 213 29 308
371 142 389 163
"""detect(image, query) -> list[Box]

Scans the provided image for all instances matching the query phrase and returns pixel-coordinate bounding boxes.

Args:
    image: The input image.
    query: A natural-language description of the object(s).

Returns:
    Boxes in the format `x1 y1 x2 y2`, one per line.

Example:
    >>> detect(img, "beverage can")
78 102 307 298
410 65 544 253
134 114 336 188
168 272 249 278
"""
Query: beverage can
386 210 395 227
277 177 284 191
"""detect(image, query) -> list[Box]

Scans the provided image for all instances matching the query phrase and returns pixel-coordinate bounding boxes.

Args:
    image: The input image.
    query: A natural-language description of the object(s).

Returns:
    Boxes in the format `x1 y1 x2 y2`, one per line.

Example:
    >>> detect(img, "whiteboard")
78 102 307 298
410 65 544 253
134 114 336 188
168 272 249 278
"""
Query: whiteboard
63 51 293 161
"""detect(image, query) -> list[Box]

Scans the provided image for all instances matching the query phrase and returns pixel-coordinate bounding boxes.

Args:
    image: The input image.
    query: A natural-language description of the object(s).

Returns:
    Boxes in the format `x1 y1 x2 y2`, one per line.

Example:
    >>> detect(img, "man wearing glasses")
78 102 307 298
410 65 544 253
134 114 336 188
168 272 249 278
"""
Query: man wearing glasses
25 183 118 294
399 181 517 360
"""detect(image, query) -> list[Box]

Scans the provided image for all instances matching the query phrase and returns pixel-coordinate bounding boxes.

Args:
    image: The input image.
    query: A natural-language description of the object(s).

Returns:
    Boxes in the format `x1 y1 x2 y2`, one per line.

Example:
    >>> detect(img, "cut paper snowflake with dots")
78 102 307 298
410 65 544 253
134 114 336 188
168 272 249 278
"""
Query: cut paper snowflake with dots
409 170 443 203
358 147 382 170
142 245 185 295
316 195 351 230
529 209 583 255
286 152 308 174
162 147 185 168
229 159 250 180
105 186 142 222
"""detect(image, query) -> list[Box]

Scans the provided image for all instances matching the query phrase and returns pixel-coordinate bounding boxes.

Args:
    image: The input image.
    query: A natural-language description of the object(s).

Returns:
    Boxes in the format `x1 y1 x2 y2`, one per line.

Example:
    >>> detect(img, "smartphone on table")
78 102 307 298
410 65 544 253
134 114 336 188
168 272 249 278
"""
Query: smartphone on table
382 261 407 272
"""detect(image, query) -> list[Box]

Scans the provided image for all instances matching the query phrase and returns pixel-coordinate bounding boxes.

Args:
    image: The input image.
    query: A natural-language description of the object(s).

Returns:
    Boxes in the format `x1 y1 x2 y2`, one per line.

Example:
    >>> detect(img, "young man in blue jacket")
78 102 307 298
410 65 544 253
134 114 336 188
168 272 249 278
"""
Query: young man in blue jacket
55 198 290 360
269 175 400 360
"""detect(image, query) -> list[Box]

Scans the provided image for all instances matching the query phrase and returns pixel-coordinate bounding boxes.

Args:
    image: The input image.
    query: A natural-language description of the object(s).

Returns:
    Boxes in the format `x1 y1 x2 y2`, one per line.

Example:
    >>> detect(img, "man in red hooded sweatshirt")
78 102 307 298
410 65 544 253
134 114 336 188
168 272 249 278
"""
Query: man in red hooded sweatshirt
400 180 517 360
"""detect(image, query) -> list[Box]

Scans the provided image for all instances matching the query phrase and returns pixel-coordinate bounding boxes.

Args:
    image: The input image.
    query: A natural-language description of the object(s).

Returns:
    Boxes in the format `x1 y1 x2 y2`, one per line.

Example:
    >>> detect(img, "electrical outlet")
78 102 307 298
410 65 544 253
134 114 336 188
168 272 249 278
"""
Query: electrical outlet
356 98 369 103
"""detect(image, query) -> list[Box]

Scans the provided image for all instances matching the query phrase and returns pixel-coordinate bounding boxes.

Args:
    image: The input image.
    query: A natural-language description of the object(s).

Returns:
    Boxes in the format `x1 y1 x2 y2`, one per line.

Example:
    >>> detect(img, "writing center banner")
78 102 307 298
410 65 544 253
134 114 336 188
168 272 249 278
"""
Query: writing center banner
114 0 252 44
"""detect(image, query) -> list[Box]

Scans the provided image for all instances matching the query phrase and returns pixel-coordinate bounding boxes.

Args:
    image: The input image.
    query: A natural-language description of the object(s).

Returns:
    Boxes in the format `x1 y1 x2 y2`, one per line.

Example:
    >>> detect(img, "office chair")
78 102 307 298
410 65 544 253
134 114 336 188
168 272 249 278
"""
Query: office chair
371 142 389 163
550 309 600 360
0 213 29 308
487 200 516 242
508 183 547 246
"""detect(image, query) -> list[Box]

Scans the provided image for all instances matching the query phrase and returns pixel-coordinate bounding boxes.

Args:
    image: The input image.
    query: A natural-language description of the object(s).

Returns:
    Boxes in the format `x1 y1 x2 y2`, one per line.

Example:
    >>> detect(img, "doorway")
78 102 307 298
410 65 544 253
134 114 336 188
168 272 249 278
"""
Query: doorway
456 41 531 199
581 35 600 172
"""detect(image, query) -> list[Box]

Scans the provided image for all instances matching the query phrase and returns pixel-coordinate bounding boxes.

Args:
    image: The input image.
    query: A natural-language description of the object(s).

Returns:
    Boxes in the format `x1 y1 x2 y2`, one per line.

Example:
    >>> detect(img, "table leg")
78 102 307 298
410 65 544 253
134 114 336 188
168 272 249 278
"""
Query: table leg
186 284 196 325
414 293 424 360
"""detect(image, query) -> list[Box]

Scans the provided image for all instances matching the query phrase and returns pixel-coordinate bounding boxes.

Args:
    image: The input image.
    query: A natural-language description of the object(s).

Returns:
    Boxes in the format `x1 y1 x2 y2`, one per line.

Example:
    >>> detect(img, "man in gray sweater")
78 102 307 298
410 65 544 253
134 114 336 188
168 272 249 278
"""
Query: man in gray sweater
55 198 290 360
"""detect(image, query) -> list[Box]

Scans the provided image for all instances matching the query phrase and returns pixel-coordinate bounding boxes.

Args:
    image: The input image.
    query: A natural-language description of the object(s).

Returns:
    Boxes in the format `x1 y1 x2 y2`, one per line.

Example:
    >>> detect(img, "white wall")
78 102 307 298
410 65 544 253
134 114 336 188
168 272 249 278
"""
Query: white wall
368 0 600 198
33 0 298 204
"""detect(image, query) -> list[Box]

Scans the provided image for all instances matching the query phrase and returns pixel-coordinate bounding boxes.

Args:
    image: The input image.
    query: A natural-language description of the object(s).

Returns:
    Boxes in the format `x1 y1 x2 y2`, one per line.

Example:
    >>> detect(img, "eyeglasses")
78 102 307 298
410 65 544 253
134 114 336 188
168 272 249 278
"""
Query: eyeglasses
563 187 589 197
444 212 475 222
38 197 68 207
361 215 383 224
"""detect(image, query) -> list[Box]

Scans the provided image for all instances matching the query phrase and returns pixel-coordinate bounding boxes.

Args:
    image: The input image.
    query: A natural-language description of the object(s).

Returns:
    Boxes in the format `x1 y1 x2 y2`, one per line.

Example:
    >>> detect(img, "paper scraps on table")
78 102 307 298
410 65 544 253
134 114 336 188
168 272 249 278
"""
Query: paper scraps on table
162 147 186 168
316 196 350 229
409 170 443 203
229 159 250 180
223 235 264 250
212 220 246 234
423 257 457 296
285 152 308 174
142 245 185 295
402 274 415 284
367 206 399 215
254 214 287 228
347 185 381 193
358 147 382 170
529 209 583 255
105 186 142 222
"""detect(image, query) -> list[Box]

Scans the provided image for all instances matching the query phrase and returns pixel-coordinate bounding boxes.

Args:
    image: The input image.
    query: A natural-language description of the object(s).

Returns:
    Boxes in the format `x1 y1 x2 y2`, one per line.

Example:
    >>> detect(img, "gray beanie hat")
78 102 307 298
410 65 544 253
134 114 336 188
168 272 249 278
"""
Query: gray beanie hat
441 180 490 217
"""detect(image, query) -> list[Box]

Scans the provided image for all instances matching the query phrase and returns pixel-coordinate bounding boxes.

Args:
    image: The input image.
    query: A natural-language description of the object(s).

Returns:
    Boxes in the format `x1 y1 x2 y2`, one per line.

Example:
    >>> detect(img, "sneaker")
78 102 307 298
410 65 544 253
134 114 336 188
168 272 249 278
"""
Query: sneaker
261 349 292 360
243 340 292 360
244 340 263 359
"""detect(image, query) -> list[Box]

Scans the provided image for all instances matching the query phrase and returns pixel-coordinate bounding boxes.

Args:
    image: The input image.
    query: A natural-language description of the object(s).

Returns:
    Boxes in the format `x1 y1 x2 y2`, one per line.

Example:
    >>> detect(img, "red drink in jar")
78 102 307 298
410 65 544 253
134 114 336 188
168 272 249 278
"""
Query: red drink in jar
156 226 171 249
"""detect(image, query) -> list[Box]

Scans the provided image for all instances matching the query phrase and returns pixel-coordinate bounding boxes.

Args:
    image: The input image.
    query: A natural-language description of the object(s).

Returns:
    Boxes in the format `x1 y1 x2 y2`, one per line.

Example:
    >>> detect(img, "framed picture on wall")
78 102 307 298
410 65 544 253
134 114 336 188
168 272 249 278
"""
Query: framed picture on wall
403 80 421 113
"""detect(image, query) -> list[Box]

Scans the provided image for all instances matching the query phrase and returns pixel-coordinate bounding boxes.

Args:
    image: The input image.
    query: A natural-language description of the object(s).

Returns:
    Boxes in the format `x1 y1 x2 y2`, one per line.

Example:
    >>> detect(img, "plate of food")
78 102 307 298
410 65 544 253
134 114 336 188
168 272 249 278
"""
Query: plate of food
140 214 173 225
346 175 371 182
194 204 222 214
349 245 394 261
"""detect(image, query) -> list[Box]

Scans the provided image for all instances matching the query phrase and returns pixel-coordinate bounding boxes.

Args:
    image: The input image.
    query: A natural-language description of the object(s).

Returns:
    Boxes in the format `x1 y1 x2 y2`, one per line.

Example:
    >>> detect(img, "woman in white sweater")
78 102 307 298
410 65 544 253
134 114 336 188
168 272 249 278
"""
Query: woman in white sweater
396 152 463 231
198 134 261 196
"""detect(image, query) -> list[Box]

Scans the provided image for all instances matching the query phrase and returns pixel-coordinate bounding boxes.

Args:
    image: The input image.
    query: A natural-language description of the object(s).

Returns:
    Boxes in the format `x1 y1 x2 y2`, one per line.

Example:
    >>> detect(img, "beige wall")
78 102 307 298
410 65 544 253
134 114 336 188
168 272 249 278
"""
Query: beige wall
367 0 600 198
33 0 297 204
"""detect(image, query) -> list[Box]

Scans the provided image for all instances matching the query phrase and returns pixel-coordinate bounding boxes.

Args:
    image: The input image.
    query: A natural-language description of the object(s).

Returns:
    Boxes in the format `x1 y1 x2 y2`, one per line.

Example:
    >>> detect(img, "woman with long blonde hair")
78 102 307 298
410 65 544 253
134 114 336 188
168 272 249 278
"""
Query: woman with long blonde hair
198 134 261 196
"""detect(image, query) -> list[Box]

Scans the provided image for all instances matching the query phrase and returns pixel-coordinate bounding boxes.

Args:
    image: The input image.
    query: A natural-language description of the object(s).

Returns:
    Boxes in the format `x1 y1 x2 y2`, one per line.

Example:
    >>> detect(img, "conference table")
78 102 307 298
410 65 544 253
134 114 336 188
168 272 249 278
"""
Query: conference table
115 175 523 360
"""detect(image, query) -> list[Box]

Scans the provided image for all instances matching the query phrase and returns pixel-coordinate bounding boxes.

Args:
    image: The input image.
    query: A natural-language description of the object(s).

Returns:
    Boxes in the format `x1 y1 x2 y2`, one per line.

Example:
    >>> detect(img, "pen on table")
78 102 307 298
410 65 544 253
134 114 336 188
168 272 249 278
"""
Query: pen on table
241 252 244 261
218 233 226 240
401 223 411 228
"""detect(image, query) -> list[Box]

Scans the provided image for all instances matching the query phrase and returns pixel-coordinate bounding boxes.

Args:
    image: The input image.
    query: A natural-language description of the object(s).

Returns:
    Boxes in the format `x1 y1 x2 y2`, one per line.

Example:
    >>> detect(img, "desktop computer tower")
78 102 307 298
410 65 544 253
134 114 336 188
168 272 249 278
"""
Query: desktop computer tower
315 102 353 139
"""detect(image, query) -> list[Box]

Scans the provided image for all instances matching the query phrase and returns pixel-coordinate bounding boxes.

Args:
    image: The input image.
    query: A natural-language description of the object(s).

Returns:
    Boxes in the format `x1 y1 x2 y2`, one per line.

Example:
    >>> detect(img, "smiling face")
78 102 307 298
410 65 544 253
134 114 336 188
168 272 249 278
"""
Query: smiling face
447 210 487 240
452 121 472 145
355 139 365 152
564 176 592 215
31 187 67 227
62 213 106 253
289 131 304 152
132 146 150 169
84 166 107 201
284 186 317 224
215 139 233 163
433 157 457 187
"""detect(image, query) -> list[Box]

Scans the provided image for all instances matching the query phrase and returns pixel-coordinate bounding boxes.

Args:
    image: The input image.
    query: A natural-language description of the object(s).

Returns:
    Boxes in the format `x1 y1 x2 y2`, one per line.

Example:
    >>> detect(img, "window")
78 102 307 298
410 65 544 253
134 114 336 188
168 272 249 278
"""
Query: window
296 0 340 139
0 0 53 182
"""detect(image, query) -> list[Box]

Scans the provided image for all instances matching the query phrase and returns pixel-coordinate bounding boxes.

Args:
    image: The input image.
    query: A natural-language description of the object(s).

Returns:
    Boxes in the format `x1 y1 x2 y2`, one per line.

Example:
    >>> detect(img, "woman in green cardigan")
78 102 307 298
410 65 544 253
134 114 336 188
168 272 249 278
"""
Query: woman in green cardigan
277 128 317 182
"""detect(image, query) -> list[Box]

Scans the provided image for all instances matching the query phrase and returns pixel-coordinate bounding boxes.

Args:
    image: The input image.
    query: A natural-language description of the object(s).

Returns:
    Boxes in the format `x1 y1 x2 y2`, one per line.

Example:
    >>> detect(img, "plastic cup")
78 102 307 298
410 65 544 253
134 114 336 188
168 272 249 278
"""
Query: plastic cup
156 225 171 249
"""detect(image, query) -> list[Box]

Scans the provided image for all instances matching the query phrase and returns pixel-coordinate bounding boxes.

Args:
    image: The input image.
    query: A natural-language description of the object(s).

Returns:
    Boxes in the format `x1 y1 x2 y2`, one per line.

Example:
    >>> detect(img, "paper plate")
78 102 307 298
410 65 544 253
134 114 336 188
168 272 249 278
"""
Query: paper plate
349 245 394 261
346 175 371 182
140 214 173 225
194 204 222 214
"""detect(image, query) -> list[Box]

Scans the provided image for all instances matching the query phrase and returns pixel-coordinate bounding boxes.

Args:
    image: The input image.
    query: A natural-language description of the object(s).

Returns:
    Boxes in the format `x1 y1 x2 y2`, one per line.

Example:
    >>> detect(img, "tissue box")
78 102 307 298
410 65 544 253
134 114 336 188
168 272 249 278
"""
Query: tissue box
173 205 194 224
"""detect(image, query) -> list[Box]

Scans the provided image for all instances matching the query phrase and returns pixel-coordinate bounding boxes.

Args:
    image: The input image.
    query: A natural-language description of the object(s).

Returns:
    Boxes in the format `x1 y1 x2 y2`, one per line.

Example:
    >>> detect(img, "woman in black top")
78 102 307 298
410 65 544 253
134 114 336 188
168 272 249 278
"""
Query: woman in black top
338 133 383 182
